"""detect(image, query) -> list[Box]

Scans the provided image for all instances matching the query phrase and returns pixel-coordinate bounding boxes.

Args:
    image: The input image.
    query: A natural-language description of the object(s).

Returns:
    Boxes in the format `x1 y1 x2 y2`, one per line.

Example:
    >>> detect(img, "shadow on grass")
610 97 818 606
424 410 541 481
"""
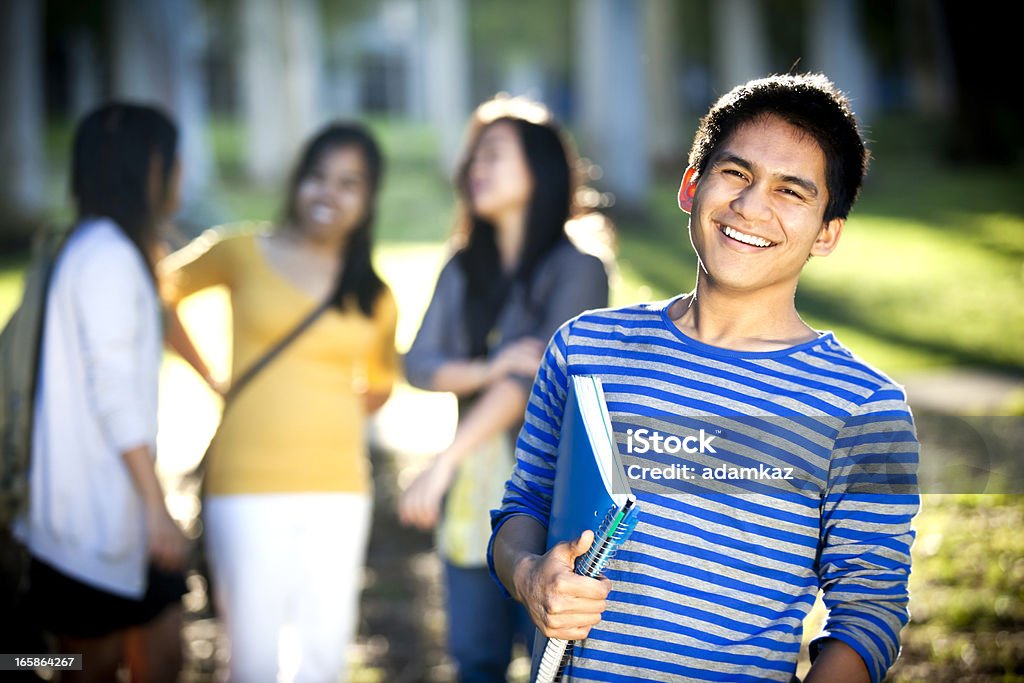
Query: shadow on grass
793 287 1024 375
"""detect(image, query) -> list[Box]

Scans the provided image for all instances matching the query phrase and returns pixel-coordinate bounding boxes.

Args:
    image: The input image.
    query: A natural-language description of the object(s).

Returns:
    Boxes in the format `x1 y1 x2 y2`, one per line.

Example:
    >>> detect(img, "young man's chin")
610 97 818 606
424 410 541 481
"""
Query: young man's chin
703 267 800 296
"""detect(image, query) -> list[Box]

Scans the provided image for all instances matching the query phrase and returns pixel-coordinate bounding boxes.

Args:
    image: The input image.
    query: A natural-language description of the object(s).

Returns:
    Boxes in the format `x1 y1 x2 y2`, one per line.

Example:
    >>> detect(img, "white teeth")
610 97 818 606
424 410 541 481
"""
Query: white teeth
722 225 772 248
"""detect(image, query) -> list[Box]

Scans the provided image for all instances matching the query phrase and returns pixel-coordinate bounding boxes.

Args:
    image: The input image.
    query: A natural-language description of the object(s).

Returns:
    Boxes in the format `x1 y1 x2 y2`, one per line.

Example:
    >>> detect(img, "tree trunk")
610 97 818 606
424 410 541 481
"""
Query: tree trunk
711 0 767 93
0 0 46 247
239 0 324 185
110 0 215 210
575 0 649 210
66 28 102 122
644 0 685 166
808 0 876 122
425 0 470 175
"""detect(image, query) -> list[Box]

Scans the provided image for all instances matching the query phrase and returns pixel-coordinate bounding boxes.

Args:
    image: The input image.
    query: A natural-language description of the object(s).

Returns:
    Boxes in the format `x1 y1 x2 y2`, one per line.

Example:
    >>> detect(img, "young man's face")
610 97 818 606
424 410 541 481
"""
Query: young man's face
679 114 844 296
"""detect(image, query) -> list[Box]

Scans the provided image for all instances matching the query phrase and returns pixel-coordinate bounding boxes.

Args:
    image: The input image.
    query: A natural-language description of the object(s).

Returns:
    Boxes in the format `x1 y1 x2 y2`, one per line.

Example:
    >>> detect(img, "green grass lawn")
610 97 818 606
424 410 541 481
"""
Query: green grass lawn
2 116 1023 680
891 495 1024 681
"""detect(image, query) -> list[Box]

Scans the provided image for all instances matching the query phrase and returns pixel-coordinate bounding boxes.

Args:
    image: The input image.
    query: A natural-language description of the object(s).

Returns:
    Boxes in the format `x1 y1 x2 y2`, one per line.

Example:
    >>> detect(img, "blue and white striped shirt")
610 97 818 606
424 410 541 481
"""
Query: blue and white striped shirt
489 299 919 682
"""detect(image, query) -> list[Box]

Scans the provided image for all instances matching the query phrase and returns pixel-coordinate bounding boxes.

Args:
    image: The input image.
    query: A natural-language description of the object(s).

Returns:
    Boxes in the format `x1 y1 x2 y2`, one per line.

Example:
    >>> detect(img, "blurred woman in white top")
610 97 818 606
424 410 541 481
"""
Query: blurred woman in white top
15 103 188 683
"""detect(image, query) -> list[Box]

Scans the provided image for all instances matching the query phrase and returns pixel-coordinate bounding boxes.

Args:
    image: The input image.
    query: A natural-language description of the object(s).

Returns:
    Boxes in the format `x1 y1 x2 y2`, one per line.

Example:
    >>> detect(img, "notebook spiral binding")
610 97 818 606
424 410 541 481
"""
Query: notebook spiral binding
534 500 638 683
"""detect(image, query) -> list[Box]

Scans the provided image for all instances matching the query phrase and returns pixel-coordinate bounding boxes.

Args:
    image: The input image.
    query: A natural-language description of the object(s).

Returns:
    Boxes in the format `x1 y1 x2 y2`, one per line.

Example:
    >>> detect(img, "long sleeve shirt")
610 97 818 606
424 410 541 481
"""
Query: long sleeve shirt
489 300 920 682
16 218 161 598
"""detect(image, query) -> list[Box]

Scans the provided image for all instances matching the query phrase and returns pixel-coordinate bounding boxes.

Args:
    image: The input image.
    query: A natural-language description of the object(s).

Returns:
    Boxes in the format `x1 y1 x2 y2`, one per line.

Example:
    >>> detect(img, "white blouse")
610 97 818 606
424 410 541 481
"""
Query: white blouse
15 218 162 598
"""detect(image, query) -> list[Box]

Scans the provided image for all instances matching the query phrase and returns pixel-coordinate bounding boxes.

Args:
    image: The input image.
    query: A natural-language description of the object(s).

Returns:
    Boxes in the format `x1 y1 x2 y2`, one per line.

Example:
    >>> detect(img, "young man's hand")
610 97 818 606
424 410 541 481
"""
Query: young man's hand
512 529 611 640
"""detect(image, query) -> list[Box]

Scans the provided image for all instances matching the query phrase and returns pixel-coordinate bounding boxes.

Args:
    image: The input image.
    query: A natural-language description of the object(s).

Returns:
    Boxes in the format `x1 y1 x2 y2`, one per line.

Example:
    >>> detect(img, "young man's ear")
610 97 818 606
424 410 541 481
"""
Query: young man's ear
678 166 698 214
809 217 844 257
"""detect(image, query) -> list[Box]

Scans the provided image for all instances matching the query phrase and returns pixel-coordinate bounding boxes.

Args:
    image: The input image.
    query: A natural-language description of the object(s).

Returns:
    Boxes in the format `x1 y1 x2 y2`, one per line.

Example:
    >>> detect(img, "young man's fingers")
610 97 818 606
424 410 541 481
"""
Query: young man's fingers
544 594 607 617
542 623 598 641
544 609 604 630
550 572 611 601
553 529 593 565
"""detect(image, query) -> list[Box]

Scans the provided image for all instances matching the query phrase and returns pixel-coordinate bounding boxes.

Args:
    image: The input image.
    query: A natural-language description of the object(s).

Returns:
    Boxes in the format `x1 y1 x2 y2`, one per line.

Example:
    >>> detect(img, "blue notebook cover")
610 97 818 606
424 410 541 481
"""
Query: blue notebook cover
532 375 639 683
546 375 634 550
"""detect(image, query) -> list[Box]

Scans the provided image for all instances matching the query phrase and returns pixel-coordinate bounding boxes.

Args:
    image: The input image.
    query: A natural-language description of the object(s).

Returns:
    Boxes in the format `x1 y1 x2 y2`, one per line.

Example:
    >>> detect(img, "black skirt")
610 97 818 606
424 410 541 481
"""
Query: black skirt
28 557 187 638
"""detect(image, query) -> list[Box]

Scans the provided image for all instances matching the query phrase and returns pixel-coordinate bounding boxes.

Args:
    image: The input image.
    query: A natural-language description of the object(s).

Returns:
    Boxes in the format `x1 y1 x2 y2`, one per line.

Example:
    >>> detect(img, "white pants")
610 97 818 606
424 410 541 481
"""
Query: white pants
204 492 372 683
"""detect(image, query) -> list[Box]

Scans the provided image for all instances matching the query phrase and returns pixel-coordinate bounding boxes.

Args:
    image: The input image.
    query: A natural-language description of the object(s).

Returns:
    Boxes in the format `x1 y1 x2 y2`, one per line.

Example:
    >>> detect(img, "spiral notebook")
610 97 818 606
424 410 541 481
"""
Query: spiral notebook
532 375 640 683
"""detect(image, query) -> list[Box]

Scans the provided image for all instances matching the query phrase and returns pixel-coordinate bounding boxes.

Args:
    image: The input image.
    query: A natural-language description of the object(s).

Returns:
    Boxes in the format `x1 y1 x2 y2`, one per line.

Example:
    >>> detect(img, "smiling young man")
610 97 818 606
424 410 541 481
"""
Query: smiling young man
488 74 920 682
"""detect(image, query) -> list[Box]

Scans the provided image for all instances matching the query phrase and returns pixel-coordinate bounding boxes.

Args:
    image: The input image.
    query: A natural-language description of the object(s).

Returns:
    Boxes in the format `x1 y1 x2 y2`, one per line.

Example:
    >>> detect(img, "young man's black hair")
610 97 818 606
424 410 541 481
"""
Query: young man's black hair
688 73 868 222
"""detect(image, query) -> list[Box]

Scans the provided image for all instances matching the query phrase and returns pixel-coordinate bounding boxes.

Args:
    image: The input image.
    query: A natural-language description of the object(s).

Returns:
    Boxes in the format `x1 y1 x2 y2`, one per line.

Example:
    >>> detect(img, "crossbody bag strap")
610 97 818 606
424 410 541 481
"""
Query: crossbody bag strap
222 298 331 409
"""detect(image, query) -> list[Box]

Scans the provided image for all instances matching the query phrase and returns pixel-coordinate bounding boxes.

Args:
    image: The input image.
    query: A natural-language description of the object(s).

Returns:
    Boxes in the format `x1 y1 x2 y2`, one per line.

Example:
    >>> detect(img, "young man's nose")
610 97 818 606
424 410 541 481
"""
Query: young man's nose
729 183 772 224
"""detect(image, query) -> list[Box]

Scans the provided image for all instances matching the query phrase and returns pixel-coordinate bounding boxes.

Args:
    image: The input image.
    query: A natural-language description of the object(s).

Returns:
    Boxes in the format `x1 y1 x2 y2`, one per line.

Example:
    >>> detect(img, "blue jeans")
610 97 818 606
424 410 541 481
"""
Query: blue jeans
444 562 534 683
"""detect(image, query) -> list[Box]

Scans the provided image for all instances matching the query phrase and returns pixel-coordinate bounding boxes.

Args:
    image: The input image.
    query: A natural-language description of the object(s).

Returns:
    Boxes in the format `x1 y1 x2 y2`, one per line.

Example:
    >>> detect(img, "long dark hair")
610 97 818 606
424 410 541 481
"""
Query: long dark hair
281 122 385 317
71 102 179 279
454 96 577 357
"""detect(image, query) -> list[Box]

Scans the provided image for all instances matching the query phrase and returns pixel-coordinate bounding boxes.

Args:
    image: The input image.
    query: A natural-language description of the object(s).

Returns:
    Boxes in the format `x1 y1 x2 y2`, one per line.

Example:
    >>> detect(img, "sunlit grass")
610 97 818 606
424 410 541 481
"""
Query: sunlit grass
889 495 1024 681
800 209 1024 371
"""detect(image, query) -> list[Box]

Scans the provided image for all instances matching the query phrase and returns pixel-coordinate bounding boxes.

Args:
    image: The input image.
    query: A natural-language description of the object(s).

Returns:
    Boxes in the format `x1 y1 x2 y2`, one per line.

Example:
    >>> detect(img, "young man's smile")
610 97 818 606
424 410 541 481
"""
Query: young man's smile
717 222 776 249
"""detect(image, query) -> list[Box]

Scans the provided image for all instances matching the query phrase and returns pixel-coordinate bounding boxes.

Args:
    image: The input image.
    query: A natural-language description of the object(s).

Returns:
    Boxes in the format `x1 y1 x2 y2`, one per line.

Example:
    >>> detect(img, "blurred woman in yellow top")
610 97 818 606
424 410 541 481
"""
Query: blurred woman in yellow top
161 123 397 682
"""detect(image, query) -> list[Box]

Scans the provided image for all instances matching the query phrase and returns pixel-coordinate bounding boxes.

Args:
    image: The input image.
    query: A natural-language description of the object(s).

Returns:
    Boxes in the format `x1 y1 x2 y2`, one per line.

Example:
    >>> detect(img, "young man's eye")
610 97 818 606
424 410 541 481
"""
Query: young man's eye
780 188 804 200
723 168 746 180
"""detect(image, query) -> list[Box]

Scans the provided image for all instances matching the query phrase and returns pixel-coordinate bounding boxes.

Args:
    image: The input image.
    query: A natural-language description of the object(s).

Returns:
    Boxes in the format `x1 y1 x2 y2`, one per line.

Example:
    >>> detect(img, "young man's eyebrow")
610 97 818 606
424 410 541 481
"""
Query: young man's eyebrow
713 153 754 173
778 174 819 198
714 153 820 198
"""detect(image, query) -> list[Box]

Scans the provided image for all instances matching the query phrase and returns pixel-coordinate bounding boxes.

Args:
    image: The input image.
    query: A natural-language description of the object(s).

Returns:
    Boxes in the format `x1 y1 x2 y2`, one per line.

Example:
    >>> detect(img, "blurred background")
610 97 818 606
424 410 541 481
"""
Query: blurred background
0 0 1021 681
